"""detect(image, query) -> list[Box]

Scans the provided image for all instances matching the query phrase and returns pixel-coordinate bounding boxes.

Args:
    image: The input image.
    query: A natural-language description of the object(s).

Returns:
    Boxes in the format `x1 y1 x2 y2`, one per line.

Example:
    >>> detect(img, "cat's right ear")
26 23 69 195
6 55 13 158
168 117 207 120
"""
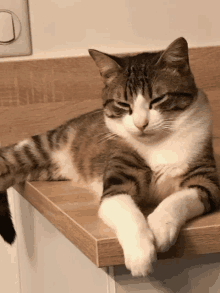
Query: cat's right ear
156 37 190 70
88 49 122 84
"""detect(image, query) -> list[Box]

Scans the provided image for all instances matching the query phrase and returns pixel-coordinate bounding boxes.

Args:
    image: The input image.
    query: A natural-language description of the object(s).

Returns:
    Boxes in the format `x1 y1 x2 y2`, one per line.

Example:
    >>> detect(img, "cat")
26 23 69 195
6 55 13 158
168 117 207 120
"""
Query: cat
0 37 219 277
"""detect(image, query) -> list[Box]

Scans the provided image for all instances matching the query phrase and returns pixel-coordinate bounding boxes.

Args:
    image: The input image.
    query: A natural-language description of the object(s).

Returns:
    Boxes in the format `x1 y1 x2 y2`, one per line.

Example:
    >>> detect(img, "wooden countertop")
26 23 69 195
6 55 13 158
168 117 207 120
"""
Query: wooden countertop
13 138 220 268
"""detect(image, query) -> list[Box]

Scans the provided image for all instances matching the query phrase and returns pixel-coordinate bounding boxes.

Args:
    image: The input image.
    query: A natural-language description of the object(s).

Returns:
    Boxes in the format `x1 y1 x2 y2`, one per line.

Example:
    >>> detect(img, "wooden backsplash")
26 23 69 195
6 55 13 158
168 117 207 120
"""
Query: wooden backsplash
0 45 220 146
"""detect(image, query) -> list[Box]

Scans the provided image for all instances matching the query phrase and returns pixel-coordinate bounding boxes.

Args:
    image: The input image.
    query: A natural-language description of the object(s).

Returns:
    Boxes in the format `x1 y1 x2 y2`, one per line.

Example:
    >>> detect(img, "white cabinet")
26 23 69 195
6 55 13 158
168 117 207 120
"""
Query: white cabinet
3 188 220 293
1 188 20 293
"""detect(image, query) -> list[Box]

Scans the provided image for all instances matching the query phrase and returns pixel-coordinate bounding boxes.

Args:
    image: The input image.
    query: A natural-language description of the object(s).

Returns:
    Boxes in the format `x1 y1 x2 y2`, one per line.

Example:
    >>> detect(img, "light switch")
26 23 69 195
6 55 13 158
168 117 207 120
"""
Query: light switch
0 11 15 43
0 0 32 58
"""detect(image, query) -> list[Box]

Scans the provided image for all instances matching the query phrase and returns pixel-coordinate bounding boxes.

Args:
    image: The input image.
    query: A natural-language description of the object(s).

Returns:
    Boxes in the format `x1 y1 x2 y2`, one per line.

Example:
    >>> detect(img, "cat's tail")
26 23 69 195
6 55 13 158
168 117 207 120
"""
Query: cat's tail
0 191 16 244
0 127 72 244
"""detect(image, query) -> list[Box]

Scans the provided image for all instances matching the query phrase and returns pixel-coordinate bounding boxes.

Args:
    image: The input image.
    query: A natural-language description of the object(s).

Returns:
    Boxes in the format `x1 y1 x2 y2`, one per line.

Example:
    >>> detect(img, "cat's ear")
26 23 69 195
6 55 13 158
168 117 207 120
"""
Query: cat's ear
89 49 122 84
157 37 189 69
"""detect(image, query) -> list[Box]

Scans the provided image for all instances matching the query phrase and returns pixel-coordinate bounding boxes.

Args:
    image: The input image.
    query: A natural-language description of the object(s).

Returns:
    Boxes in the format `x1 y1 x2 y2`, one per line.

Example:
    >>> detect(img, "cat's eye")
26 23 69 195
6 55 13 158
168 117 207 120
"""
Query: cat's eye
115 101 132 115
149 95 166 109
116 101 130 108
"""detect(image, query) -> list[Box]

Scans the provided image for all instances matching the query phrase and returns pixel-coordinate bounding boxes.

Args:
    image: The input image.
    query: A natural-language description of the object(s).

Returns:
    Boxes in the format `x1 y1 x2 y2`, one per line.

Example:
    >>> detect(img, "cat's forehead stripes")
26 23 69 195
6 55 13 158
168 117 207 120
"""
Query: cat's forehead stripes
125 65 150 98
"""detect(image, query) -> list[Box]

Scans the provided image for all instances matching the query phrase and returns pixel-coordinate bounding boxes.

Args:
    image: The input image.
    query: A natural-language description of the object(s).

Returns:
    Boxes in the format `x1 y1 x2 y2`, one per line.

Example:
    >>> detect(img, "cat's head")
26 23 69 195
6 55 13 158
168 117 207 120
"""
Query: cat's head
89 37 198 139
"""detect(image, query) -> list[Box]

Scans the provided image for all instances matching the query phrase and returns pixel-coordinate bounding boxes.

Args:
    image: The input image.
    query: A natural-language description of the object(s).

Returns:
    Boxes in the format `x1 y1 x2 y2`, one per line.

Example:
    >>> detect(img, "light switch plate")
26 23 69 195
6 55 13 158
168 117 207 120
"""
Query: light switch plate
0 0 32 58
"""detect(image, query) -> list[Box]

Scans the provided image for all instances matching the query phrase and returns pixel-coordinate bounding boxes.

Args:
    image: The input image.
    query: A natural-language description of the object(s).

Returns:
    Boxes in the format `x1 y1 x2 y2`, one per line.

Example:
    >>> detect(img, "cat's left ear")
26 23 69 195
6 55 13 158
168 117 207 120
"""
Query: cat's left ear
157 37 190 70
89 49 122 84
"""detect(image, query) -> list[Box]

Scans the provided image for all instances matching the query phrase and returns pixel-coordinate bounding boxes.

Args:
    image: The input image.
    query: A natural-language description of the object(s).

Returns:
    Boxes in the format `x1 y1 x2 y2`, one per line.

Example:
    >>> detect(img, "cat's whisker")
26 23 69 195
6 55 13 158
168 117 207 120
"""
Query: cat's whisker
98 133 117 143
148 124 172 131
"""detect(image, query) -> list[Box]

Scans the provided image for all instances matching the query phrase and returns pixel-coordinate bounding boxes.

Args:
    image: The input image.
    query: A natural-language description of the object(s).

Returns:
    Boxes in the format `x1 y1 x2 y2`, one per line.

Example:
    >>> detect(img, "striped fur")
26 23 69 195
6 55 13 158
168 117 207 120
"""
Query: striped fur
1 37 220 277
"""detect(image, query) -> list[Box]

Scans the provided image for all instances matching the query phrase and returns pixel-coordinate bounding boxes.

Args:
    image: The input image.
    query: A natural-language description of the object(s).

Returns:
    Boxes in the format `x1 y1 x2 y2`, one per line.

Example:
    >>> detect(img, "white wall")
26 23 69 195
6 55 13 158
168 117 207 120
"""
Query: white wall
1 0 220 62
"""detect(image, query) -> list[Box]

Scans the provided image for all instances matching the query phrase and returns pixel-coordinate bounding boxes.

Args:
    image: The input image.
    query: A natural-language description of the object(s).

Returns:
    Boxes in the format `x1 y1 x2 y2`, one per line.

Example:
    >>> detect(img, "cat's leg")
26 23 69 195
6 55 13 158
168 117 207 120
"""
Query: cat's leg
99 194 156 277
0 130 73 187
98 151 156 277
147 183 218 252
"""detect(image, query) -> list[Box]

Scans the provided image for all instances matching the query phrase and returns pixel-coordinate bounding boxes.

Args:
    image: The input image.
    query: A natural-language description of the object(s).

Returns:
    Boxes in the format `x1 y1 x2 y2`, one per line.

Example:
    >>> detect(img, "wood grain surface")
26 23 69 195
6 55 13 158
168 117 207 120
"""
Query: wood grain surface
3 44 220 267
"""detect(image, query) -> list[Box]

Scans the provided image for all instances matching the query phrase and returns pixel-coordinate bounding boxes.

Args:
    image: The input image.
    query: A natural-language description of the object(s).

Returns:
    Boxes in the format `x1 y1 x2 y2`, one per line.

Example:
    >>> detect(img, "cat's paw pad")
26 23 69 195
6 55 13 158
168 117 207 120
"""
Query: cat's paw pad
147 211 180 253
121 231 157 277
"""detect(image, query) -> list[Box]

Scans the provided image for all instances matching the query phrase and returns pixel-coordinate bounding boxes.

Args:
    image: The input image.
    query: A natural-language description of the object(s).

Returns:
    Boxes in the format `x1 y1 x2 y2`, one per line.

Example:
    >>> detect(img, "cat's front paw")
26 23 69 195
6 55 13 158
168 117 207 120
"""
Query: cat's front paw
120 230 157 277
147 210 180 253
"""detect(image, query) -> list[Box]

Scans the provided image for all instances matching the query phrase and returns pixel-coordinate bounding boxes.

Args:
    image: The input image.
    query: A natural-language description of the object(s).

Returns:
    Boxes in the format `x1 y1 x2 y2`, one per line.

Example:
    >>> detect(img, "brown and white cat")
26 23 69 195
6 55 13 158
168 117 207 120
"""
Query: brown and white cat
0 37 219 277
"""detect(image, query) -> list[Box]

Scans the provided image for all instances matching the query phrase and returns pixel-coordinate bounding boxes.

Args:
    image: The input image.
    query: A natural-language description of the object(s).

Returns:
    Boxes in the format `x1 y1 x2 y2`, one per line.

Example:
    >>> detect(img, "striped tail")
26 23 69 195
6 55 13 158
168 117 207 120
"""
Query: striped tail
0 191 16 244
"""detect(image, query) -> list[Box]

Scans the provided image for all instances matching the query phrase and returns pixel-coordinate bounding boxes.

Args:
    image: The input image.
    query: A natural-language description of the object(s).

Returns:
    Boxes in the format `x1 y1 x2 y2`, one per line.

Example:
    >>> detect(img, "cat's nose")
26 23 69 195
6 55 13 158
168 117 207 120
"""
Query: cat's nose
133 119 149 131
133 110 149 131
133 94 149 131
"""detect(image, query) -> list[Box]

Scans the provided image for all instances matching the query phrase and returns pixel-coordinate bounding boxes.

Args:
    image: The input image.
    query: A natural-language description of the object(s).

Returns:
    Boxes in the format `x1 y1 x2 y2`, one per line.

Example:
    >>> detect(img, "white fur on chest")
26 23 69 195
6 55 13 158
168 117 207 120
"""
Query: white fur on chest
140 131 195 170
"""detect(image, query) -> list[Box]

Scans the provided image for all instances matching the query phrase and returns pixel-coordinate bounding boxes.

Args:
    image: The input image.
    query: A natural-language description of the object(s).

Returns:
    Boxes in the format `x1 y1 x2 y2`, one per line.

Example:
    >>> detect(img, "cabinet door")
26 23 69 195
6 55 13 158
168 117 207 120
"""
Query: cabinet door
0 187 20 293
13 188 108 293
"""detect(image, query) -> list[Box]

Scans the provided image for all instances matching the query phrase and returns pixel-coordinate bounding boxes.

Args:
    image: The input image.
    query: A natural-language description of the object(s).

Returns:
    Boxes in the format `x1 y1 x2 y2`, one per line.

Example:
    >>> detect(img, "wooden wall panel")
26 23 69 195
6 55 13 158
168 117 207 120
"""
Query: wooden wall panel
0 45 220 146
189 46 220 91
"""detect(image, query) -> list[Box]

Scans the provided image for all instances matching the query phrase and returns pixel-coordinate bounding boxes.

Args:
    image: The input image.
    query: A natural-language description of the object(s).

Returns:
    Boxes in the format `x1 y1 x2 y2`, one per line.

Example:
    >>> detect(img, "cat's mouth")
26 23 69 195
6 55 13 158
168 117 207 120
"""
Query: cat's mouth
135 130 156 137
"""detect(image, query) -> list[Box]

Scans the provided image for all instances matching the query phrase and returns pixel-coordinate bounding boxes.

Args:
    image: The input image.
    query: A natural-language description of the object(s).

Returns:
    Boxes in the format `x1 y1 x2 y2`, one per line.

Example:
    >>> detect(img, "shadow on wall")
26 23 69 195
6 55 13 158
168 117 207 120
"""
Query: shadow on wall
17 189 58 265
114 253 220 292
17 190 36 263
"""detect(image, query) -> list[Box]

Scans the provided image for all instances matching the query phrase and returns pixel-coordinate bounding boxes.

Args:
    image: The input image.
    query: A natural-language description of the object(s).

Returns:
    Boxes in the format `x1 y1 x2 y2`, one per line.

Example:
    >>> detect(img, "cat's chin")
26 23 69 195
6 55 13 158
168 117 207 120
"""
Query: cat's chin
129 129 170 143
130 130 156 139
137 132 155 137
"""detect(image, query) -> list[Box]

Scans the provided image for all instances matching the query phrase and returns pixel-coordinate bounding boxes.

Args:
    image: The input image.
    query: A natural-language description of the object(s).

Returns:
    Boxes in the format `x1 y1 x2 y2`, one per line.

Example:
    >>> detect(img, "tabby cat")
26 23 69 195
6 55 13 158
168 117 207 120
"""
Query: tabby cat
0 37 219 277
